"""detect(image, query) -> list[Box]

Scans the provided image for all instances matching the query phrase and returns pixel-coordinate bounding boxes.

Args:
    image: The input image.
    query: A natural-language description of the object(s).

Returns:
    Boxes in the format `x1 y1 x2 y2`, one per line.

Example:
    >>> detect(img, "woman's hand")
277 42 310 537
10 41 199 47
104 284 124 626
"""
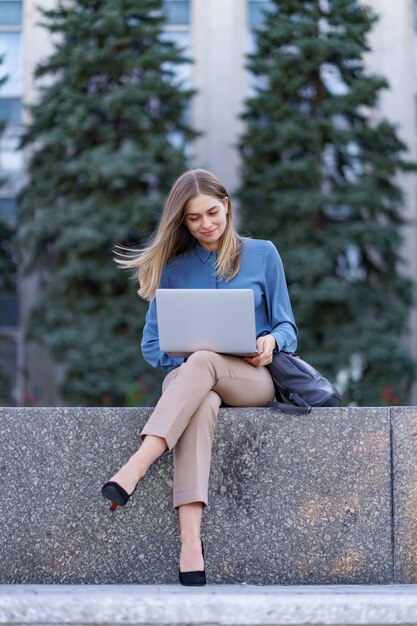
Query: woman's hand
244 334 277 367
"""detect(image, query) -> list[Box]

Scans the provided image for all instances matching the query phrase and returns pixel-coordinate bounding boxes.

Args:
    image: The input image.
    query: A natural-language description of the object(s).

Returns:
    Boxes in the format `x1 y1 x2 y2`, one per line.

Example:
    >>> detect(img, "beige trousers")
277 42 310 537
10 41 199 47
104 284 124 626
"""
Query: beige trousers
139 350 275 509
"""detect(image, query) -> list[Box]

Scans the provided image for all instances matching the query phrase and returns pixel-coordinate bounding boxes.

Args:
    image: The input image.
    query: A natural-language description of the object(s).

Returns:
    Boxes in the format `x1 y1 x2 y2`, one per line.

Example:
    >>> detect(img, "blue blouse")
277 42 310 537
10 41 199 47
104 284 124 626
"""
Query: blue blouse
141 237 298 370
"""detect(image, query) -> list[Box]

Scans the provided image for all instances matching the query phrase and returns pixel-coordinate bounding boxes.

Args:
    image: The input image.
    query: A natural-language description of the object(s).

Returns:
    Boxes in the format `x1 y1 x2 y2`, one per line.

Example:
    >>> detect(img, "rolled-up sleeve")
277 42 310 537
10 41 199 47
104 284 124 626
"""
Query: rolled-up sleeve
264 241 298 353
141 265 184 370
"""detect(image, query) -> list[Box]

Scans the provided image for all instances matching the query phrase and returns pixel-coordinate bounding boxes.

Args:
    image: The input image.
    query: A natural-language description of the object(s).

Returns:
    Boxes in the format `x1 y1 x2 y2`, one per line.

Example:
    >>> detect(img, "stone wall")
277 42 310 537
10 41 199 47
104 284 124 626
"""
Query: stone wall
0 406 415 584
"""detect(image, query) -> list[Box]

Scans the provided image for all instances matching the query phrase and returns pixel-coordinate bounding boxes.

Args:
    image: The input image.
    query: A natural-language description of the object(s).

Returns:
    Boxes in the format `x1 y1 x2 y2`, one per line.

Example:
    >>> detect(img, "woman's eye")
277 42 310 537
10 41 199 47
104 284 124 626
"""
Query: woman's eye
187 210 218 222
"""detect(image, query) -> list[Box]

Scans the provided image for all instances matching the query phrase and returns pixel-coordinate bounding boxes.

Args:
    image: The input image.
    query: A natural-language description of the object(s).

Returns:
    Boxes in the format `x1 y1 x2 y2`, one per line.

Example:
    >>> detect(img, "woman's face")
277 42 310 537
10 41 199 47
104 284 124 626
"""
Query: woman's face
183 193 229 251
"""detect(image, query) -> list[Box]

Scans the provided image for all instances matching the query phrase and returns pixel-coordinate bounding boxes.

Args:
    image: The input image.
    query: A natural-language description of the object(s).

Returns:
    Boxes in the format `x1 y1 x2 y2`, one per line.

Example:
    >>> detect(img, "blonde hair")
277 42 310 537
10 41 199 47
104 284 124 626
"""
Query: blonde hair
114 169 242 301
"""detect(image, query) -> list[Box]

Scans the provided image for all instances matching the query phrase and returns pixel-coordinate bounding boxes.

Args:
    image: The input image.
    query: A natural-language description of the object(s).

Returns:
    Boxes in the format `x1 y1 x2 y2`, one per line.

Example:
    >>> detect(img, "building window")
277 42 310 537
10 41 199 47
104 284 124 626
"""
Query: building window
160 28 192 86
0 126 24 186
161 0 192 90
161 0 193 154
0 0 23 100
246 1 273 96
0 97 21 124
162 1 192 74
0 32 22 95
0 1 23 192
163 0 190 26
248 0 272 29
0 1 22 27
247 1 273 56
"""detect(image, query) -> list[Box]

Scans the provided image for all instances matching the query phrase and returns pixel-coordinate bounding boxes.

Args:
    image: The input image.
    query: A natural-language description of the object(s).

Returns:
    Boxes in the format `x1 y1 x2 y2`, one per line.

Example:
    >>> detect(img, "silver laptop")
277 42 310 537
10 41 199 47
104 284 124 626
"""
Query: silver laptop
155 288 259 358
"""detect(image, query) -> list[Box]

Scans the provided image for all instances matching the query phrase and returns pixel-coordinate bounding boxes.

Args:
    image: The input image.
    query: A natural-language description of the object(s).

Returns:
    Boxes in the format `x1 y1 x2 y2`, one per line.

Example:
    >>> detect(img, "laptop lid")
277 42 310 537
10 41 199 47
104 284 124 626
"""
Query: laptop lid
155 288 258 358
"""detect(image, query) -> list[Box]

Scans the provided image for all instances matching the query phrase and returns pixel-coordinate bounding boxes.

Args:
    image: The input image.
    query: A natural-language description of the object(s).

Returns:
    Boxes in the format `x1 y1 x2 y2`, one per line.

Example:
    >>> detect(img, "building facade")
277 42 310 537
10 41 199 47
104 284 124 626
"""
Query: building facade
0 0 416 405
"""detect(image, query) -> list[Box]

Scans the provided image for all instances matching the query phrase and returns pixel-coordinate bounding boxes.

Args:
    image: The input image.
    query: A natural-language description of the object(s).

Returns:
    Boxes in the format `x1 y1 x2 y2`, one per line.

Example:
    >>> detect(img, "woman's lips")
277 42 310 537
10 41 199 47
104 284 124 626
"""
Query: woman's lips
201 228 217 236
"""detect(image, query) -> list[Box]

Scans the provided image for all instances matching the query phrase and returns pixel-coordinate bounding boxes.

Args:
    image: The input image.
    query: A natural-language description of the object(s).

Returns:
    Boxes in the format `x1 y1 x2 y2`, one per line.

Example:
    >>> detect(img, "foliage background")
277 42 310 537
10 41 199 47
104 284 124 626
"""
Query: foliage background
0 54 16 404
4 0 415 407
237 0 415 406
17 0 198 406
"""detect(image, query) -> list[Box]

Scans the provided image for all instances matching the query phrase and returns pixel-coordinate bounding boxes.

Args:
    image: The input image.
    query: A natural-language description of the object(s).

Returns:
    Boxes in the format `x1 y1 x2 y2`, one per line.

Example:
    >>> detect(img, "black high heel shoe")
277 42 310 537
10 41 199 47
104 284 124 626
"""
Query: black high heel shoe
179 539 206 586
101 480 138 511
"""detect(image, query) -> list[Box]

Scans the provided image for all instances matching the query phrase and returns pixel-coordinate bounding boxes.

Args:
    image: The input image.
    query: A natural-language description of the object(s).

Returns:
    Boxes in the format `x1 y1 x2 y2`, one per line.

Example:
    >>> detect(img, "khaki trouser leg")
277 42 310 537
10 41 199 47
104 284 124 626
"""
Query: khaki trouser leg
139 350 275 508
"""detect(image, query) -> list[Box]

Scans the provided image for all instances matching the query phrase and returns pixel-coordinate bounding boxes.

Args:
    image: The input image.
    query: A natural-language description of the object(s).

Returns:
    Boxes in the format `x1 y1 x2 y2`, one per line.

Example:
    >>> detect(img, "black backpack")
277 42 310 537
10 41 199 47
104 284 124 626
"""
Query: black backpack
266 351 342 415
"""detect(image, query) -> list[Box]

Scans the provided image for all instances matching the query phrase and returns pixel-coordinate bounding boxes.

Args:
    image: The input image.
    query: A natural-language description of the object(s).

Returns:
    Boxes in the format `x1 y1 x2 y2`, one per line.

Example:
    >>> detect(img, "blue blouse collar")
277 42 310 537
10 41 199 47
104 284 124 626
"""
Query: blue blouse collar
193 241 217 264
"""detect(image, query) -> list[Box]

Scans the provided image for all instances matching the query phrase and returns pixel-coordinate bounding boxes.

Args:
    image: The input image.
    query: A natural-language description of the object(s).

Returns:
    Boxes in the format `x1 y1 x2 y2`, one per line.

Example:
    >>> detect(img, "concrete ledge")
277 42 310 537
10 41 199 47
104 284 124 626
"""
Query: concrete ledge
2 585 417 625
392 407 417 583
0 406 395 584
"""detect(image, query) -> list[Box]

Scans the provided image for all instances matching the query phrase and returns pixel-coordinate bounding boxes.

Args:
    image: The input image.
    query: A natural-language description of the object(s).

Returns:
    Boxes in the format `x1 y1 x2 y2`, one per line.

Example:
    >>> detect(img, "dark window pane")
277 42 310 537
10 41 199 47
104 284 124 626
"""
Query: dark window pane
0 98 21 123
0 1 22 27
0 333 17 405
0 33 22 95
0 294 18 327
0 197 16 224
248 1 272 28
163 1 190 25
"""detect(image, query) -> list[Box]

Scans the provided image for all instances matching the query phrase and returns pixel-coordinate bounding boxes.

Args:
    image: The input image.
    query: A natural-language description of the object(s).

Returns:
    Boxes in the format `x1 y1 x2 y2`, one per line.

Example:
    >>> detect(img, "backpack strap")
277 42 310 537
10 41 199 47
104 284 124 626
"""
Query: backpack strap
266 401 312 415
288 392 312 410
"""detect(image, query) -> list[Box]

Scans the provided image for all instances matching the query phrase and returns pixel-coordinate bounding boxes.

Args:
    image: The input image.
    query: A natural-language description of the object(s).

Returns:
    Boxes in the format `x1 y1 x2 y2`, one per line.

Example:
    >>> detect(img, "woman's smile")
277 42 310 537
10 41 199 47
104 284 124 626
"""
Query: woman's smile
201 228 217 236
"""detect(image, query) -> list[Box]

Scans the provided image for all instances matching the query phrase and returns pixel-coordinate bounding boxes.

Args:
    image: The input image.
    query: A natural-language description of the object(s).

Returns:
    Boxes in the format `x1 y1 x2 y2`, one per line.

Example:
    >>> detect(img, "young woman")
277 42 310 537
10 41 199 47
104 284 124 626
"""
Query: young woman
101 168 298 586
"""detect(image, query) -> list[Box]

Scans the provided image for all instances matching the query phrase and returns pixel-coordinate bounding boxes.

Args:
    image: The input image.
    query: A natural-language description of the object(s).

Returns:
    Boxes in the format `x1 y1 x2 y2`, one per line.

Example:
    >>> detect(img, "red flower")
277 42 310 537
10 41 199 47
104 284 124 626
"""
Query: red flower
101 393 112 405
380 386 400 406
22 393 38 407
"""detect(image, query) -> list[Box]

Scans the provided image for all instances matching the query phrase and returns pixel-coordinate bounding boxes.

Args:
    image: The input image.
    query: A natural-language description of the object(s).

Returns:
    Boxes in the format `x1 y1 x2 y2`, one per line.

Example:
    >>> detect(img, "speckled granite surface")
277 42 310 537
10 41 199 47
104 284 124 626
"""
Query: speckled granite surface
0 407 392 584
391 406 417 583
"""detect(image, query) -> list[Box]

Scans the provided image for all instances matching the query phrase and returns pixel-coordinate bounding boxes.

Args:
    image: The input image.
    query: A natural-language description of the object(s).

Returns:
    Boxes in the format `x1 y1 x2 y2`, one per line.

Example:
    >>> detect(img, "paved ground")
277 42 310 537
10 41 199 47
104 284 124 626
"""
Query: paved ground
1 584 417 624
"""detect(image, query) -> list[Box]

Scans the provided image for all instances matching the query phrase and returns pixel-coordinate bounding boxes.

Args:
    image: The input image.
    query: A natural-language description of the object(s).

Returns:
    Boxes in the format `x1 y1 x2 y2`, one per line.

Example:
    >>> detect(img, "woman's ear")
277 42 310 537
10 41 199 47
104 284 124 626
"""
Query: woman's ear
225 196 229 213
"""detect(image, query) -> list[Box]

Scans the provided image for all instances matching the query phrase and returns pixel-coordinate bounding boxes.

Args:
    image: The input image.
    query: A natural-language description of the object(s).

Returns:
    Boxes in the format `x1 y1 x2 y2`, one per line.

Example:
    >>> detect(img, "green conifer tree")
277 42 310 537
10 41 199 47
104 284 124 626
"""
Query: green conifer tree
0 207 15 404
0 81 13 296
0 53 15 404
237 0 415 406
0 55 9 289
18 0 197 405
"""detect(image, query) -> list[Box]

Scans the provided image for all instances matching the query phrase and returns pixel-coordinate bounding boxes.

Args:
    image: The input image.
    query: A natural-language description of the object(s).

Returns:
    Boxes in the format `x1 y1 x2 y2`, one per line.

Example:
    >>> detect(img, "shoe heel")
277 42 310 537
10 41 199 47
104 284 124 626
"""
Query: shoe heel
101 480 138 509
178 538 206 586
